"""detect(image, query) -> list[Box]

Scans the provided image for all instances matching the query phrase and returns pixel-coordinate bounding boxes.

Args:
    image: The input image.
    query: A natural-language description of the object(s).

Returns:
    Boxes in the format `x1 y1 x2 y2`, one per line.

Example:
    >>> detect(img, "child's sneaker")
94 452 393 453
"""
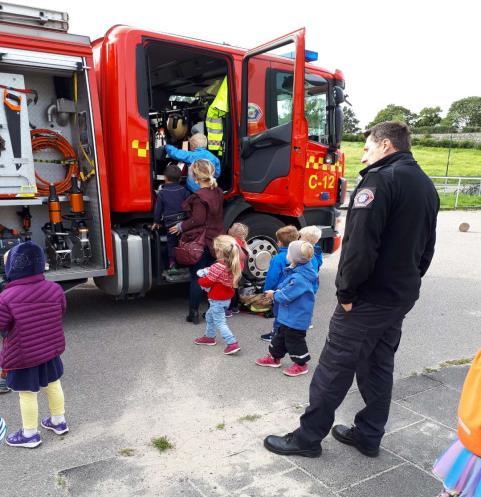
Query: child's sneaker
225 309 233 318
41 417 69 435
0 378 10 394
224 342 241 355
260 332 273 342
6 429 42 448
231 307 240 314
255 354 281 368
283 363 309 377
194 336 217 346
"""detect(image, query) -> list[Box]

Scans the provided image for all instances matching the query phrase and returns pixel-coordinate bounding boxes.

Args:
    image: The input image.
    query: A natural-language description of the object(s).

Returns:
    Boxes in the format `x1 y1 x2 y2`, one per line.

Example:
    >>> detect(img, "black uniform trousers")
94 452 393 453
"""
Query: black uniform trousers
270 325 311 366
294 299 414 449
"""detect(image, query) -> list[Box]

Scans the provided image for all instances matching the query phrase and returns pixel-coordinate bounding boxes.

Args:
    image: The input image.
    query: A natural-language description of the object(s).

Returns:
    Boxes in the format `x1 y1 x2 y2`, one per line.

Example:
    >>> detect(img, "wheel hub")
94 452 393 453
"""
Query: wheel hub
246 237 278 279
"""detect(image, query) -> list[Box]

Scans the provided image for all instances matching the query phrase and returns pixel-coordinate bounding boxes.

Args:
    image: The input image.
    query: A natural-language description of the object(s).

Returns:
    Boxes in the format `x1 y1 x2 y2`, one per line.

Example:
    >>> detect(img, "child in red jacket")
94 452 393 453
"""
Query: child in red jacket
194 235 242 355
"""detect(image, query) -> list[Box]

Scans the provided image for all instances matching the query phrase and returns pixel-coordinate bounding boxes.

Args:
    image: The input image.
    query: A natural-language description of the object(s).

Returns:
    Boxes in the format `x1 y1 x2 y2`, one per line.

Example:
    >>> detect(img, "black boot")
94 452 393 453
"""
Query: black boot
263 433 322 458
186 309 200 325
331 425 379 457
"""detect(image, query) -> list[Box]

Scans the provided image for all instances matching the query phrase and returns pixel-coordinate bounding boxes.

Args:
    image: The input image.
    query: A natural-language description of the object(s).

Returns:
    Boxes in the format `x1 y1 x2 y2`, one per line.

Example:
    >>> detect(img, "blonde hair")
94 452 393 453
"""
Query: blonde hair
213 235 242 288
228 222 249 241
299 225 322 245
189 133 208 149
276 225 299 246
191 159 217 189
287 240 314 266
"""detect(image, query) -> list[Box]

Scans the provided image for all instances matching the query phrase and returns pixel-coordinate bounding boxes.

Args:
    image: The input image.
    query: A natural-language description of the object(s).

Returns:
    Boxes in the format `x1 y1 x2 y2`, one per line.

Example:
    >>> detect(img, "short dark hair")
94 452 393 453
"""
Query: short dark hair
276 225 299 246
364 121 411 151
164 164 182 182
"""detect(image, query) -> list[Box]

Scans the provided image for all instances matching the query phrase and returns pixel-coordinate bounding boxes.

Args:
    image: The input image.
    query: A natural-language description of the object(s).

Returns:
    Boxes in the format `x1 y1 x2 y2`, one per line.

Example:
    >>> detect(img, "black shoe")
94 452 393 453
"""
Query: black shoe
186 309 200 325
331 425 379 457
260 332 273 342
263 433 322 458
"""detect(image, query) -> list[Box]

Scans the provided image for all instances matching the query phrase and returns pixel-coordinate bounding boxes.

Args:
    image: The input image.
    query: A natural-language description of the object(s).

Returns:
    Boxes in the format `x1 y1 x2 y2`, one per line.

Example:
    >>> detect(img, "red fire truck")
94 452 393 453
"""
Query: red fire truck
0 4 347 297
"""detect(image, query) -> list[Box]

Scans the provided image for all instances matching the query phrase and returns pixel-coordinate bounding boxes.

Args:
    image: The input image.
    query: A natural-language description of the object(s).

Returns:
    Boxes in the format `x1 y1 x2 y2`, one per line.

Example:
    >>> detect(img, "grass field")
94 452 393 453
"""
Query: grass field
341 142 481 208
341 142 481 182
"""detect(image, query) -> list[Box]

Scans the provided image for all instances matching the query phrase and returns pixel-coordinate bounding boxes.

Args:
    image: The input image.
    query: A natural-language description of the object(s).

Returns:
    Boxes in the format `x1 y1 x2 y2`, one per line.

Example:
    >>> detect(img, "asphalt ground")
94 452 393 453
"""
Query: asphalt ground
0 210 480 496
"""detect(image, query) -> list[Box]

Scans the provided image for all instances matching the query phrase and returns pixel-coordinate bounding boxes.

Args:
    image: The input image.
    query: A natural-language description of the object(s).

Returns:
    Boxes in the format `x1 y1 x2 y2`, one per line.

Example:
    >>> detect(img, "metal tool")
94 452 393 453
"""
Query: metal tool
64 176 92 265
42 183 71 269
3 90 22 160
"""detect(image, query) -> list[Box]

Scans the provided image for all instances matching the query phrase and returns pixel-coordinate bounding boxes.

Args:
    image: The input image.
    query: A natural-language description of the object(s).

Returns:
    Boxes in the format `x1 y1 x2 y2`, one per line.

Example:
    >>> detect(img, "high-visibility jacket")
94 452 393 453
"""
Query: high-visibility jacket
206 76 228 156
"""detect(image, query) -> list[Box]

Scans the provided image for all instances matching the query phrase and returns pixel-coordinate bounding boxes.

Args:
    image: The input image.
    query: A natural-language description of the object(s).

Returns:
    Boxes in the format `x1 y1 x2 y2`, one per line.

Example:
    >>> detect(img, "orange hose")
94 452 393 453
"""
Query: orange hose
32 129 79 196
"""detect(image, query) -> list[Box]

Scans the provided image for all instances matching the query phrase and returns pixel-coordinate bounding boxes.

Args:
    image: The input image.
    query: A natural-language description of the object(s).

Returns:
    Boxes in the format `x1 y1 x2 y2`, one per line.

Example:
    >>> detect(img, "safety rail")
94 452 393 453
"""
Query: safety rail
431 176 481 209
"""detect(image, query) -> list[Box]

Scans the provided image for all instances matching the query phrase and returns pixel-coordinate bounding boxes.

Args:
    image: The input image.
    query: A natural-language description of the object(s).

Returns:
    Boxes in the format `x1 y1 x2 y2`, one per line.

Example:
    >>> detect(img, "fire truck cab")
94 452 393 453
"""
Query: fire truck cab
93 25 346 289
0 4 346 297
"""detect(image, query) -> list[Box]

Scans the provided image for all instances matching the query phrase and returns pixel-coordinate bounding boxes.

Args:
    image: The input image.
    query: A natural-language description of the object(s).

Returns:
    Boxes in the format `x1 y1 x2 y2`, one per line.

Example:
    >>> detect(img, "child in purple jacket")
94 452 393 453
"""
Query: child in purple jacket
0 241 68 448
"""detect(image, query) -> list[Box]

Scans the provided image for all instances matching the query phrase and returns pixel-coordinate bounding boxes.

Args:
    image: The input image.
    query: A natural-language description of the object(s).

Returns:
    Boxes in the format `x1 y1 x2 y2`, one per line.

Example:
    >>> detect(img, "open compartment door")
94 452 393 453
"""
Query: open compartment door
240 29 307 210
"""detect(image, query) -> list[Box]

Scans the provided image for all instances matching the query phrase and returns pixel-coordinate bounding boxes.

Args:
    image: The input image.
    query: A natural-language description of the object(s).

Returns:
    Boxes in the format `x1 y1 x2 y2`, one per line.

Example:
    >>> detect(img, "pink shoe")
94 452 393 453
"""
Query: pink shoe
224 342 241 355
283 363 309 377
255 354 281 368
194 336 217 346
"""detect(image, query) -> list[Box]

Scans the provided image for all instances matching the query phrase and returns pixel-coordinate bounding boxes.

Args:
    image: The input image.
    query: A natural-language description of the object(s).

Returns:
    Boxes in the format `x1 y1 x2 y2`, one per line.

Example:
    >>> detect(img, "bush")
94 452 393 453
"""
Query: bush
411 137 481 150
412 125 457 134
342 133 364 142
462 126 481 133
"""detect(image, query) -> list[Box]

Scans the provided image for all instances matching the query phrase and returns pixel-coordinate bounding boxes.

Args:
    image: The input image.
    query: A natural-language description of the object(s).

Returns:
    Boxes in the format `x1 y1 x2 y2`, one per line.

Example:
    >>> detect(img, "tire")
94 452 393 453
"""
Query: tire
238 213 285 281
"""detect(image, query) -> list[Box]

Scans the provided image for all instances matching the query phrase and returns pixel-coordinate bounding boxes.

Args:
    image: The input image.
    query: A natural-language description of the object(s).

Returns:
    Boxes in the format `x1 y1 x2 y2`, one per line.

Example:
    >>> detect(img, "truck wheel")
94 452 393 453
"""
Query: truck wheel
239 214 285 281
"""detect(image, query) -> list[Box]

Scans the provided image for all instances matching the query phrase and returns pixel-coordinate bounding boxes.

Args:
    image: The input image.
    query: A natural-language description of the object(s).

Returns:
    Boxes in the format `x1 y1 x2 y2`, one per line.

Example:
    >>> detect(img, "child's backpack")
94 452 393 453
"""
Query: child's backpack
458 349 481 456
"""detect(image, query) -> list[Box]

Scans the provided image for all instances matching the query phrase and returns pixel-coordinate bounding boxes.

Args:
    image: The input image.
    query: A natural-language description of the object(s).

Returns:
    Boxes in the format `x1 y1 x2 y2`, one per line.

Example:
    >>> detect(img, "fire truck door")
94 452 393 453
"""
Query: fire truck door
240 29 307 205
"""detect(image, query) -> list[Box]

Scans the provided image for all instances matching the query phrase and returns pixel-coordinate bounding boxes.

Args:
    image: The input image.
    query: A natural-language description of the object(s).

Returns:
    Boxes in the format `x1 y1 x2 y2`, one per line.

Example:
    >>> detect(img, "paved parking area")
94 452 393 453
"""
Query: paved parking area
1 210 480 496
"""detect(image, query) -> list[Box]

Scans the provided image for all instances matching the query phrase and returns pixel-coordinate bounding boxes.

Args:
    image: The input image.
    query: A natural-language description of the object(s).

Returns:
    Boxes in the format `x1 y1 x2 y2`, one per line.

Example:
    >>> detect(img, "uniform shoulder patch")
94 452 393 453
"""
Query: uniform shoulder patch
353 187 376 209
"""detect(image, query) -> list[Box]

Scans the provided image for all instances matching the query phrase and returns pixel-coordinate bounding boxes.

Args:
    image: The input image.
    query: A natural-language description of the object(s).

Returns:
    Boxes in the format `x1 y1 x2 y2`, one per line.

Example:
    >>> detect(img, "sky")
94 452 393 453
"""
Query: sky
14 0 481 127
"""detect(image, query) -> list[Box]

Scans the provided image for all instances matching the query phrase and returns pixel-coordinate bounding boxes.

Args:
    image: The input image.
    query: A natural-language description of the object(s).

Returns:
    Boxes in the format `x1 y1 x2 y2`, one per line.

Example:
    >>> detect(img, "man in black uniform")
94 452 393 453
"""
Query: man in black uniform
264 121 440 458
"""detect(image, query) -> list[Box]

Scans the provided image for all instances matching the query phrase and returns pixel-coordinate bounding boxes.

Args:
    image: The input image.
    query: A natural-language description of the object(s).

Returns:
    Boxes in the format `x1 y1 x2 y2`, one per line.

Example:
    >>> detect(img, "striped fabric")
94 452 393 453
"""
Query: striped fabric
0 417 6 444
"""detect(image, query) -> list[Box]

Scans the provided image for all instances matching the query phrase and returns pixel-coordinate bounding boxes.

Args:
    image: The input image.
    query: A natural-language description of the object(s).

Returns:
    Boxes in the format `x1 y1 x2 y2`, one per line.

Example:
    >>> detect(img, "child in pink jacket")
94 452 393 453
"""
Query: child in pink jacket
0 241 68 448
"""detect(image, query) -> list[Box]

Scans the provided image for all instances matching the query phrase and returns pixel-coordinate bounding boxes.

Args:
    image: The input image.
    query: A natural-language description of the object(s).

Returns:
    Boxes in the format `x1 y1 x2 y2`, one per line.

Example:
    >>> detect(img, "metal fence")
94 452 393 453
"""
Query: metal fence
343 176 481 209
431 176 481 209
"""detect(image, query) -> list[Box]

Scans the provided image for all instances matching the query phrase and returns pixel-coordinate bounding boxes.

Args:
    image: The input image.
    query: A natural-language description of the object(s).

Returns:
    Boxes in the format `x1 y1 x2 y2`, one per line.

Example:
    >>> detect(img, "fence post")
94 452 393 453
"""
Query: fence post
455 178 461 208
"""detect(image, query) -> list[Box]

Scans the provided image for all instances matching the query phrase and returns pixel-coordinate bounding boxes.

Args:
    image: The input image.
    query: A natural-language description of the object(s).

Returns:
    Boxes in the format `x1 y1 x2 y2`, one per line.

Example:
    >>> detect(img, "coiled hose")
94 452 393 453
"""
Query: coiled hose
32 129 79 196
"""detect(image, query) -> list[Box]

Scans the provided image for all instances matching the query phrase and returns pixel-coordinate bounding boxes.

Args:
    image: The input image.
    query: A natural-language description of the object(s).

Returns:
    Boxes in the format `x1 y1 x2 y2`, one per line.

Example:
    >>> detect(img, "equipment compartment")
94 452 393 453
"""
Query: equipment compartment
0 48 108 283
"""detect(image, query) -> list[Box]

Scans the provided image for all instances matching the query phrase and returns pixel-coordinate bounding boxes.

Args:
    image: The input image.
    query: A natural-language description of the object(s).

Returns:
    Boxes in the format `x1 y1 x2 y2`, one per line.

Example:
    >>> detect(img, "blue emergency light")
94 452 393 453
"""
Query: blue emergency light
281 50 318 62
305 50 318 62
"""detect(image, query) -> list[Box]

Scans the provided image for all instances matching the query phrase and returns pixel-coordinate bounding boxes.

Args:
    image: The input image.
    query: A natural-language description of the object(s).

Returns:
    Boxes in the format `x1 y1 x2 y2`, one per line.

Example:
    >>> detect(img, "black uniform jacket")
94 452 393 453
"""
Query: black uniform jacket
336 151 440 306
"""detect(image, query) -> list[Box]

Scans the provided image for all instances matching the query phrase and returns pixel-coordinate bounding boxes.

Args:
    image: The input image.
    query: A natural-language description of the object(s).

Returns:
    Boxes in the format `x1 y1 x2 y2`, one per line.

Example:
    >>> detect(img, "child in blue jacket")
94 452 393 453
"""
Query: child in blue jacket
260 225 299 342
163 133 221 192
256 240 317 377
299 226 323 293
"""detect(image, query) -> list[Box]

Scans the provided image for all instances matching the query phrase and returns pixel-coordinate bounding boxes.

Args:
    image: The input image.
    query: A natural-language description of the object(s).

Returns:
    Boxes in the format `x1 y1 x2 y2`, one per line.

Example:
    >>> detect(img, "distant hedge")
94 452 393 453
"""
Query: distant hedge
412 138 481 149
412 126 457 134
343 133 364 142
342 133 481 149
411 126 481 134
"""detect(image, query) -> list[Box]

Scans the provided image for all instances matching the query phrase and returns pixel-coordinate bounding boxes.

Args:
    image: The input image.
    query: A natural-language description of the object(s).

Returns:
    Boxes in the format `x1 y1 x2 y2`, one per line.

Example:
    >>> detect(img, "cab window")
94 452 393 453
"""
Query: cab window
266 69 328 144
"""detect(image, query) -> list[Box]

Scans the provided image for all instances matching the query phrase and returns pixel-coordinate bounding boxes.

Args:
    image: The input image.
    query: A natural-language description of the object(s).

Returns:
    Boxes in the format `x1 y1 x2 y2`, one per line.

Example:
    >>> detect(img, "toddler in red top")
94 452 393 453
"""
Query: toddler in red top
195 235 242 355
226 223 249 316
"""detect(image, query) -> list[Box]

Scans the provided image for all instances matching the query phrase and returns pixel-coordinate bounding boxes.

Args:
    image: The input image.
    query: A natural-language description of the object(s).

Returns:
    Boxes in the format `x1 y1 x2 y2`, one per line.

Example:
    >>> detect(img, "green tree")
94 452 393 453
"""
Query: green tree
342 106 360 133
368 104 417 128
446 97 481 129
415 106 442 128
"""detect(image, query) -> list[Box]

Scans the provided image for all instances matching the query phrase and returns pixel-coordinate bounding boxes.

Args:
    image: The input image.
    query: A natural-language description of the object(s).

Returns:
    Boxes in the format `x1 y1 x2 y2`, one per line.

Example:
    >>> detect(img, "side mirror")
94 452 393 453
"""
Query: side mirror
334 105 344 148
333 86 345 106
